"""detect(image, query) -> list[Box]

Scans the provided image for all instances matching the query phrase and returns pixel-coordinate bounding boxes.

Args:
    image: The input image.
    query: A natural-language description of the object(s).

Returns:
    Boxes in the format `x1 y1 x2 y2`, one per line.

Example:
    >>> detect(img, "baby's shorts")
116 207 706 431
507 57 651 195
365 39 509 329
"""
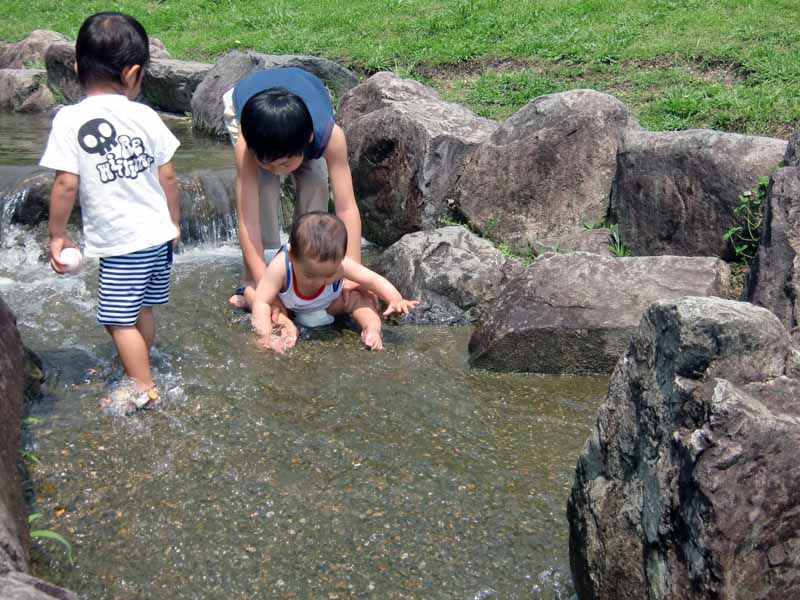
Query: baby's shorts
96 242 173 326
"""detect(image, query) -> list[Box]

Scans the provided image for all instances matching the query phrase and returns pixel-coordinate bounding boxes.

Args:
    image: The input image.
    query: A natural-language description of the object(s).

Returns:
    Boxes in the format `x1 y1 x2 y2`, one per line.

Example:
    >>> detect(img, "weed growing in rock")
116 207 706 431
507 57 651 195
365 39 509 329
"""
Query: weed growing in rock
608 224 631 257
28 512 73 564
724 176 769 264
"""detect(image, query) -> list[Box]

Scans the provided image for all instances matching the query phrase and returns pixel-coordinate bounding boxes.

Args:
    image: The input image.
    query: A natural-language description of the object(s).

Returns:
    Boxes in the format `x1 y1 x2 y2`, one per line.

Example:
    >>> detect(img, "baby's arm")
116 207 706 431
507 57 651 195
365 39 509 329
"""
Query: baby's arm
48 171 79 274
158 161 180 243
251 257 287 339
341 258 419 316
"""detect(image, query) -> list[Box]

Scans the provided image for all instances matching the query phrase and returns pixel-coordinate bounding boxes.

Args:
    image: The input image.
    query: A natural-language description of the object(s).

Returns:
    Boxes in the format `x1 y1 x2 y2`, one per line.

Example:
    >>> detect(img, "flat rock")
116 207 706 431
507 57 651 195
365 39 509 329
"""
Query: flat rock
469 252 731 374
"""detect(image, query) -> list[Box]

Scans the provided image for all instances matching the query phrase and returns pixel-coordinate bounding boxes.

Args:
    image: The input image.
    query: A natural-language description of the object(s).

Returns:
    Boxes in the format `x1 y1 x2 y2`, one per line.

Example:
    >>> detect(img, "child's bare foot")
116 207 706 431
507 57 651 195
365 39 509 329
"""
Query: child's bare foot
228 294 247 309
100 386 159 416
228 286 248 309
361 327 383 350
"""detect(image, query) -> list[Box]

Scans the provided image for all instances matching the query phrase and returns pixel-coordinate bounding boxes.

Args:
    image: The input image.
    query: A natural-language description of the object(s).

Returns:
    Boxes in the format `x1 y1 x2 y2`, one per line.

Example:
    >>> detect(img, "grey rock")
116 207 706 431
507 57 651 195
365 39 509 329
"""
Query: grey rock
568 297 800 600
191 50 359 137
142 58 212 114
455 89 639 254
372 226 523 324
744 164 800 329
469 252 731 374
611 129 786 258
0 296 26 573
0 571 78 599
44 42 80 103
0 30 68 69
338 72 498 246
149 37 170 59
0 69 55 112
531 227 613 257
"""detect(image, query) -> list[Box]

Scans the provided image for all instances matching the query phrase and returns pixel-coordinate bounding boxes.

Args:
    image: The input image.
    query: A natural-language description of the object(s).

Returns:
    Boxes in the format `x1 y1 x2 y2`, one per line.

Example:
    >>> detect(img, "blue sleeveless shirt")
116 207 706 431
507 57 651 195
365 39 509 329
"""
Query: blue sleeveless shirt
232 67 335 160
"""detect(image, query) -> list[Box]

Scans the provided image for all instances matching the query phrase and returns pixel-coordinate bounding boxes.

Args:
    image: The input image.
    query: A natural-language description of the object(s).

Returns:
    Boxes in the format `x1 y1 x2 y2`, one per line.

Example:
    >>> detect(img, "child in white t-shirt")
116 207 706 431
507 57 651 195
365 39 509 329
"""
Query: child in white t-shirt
40 12 180 413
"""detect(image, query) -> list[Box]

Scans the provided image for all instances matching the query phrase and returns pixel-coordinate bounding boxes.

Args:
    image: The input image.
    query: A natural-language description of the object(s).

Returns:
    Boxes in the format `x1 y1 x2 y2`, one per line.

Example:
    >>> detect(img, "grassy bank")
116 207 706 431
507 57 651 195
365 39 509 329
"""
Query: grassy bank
2 0 798 136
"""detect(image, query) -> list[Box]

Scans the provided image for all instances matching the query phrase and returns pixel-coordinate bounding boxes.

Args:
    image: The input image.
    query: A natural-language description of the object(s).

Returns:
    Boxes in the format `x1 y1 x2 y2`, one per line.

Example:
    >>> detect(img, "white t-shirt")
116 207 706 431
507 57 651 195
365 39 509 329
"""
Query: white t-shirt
40 94 180 257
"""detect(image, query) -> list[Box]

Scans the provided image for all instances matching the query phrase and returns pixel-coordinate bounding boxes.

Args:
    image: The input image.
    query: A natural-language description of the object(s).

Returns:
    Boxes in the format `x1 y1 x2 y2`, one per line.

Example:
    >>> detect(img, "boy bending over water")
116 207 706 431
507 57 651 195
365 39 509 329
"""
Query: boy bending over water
41 12 181 412
248 213 418 352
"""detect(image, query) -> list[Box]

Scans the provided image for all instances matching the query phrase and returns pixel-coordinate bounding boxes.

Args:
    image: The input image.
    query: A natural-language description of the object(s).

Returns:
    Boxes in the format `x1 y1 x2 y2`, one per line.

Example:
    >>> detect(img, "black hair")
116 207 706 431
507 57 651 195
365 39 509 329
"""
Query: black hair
240 88 313 162
76 12 149 89
289 212 347 264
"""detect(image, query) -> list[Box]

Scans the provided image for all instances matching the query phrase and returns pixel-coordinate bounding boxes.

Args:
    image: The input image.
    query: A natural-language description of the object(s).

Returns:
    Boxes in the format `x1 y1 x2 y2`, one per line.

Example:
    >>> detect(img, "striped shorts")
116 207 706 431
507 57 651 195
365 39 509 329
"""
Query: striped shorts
96 242 173 326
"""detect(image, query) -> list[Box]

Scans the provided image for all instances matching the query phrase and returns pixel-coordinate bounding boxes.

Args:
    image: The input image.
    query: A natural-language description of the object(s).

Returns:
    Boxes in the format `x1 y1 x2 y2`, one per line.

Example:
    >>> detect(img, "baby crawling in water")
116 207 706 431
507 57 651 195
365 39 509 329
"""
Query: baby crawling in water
241 212 418 352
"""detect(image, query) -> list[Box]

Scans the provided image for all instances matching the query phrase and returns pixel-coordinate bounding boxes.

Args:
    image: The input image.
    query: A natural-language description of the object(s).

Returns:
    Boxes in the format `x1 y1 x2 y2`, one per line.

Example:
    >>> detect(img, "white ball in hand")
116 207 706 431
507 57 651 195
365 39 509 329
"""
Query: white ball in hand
59 247 82 273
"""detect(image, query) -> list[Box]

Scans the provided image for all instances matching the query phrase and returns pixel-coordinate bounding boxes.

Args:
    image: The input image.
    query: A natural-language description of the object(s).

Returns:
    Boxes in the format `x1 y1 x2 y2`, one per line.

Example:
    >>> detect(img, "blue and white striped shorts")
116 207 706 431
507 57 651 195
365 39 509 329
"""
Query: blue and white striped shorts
96 242 173 326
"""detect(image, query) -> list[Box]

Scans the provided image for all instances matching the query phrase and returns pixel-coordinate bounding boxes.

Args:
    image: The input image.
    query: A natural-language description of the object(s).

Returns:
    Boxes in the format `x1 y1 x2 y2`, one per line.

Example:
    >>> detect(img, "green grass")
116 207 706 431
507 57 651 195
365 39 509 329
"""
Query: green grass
2 0 798 136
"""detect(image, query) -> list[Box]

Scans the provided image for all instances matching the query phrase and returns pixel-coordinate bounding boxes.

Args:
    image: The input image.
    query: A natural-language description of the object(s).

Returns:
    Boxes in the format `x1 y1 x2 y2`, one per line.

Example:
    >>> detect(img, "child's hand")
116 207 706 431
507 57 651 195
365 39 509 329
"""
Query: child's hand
49 237 79 275
383 298 419 317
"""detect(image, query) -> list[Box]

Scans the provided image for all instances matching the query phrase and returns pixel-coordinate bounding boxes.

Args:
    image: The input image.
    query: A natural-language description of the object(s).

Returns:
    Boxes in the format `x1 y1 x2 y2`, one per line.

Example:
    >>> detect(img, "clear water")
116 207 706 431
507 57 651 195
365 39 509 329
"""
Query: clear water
1 114 608 599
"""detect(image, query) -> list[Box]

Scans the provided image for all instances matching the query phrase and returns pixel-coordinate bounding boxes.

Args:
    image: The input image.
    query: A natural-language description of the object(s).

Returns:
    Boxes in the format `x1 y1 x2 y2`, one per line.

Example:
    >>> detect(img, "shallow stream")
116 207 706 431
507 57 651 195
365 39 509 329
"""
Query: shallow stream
1 113 607 599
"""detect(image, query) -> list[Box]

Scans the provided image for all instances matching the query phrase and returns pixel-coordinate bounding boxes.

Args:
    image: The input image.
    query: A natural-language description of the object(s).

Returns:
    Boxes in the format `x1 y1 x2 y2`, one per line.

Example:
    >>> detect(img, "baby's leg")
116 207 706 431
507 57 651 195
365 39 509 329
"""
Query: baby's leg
331 290 384 350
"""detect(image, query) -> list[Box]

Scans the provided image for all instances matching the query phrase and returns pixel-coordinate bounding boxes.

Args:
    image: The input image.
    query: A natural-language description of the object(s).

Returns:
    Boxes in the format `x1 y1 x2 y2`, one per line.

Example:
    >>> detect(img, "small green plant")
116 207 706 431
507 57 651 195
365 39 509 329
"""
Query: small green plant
28 513 73 564
723 176 769 264
608 224 632 257
582 219 608 231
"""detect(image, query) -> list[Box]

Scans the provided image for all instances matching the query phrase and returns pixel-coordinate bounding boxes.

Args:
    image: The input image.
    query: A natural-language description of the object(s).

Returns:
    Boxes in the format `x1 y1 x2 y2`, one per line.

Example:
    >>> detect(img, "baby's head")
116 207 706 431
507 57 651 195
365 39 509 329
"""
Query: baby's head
76 12 149 97
241 88 313 175
289 212 347 286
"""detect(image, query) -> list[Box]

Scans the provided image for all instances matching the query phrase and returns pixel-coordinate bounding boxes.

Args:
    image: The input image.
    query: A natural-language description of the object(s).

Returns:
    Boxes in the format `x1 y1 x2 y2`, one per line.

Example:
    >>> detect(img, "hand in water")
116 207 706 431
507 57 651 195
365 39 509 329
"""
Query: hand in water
256 312 298 354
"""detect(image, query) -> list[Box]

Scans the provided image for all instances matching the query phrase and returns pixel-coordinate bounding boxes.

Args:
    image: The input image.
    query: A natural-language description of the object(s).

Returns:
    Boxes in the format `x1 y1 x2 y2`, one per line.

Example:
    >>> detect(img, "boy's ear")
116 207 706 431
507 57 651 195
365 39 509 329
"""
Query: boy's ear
309 132 315 143
73 62 78 75
121 64 142 87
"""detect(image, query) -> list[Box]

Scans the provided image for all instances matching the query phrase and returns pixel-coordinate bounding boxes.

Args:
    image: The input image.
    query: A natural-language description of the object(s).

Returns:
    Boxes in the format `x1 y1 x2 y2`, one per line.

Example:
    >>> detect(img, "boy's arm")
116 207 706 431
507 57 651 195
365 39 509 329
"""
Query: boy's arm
158 161 180 242
235 132 268 282
340 257 419 316
48 171 79 274
251 256 287 338
324 125 362 263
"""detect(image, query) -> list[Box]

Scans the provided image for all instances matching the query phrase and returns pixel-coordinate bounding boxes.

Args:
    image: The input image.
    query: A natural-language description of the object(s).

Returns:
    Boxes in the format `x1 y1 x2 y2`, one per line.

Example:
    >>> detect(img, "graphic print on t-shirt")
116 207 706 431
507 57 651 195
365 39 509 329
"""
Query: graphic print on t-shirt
77 118 155 184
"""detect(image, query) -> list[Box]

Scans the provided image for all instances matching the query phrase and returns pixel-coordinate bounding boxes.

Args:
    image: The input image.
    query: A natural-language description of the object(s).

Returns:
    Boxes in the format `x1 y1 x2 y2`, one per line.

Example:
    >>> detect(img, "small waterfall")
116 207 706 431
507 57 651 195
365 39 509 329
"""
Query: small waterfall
0 166 49 244
0 166 247 247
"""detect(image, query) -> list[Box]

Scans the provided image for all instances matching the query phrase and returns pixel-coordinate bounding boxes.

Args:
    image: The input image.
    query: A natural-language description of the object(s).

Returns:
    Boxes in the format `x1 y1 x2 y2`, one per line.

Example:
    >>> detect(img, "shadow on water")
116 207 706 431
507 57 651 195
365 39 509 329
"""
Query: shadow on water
2 114 608 599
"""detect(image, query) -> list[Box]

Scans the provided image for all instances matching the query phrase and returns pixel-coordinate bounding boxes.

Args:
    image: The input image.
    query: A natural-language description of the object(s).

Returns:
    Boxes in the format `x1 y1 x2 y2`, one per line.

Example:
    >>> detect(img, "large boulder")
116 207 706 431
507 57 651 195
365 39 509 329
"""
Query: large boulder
142 58 212 114
745 135 800 329
191 51 359 137
372 225 523 324
454 89 639 254
0 69 55 112
338 72 498 246
611 129 786 259
0 30 68 69
468 252 731 374
568 296 800 600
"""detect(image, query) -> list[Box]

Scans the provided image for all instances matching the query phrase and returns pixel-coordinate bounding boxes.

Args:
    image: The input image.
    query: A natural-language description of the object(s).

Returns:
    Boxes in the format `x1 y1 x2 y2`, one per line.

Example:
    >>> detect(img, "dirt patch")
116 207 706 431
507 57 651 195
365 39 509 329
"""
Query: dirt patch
413 57 539 80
